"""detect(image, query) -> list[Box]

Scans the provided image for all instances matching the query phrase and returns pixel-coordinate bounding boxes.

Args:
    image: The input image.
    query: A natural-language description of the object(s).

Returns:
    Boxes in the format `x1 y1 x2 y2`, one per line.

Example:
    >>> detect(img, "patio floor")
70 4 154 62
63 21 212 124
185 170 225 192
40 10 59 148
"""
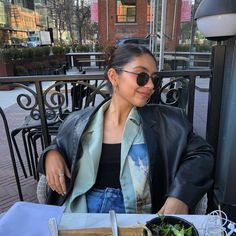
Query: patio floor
0 103 38 213
0 83 209 213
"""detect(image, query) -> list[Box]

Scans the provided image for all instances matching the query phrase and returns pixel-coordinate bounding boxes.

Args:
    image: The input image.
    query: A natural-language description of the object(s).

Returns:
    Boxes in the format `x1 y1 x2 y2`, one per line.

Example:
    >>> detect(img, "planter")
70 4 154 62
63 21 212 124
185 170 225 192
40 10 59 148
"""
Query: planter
0 84 14 91
13 54 66 76
0 58 14 90
0 58 14 77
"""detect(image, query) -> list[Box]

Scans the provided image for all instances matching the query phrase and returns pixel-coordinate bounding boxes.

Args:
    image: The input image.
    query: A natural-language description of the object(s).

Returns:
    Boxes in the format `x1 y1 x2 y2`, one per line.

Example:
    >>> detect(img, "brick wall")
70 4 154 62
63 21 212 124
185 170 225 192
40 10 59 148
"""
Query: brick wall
98 0 149 47
98 0 181 51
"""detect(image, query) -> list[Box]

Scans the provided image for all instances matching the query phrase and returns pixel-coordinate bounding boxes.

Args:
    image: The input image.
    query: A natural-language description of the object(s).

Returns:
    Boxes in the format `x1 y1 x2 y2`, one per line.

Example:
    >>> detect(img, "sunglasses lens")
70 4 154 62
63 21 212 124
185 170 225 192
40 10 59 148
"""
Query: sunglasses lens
137 72 149 86
151 73 159 86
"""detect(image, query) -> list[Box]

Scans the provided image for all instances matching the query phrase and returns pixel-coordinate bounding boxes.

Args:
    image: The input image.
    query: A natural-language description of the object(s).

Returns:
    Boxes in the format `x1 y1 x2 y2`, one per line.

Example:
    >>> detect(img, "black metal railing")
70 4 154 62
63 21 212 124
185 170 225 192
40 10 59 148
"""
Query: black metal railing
0 70 211 146
155 70 211 122
0 74 106 146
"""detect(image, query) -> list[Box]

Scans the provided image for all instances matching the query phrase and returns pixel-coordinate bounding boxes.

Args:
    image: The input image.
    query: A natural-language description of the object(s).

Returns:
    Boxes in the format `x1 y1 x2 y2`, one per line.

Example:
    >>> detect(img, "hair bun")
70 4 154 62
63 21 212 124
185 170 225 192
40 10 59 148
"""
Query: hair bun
104 45 117 63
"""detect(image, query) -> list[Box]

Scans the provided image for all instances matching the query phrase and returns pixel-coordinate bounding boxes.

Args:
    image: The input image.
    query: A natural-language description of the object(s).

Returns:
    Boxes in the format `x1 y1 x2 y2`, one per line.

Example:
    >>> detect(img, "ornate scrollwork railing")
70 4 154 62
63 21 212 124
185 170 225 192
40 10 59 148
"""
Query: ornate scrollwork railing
0 71 210 146
13 81 68 121
14 83 37 111
43 81 68 121
158 77 190 109
13 78 110 121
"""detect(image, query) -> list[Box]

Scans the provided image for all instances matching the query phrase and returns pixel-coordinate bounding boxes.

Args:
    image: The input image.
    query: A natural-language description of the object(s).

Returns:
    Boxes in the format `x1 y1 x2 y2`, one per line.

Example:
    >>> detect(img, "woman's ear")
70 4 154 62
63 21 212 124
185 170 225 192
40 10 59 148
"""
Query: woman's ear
107 68 119 87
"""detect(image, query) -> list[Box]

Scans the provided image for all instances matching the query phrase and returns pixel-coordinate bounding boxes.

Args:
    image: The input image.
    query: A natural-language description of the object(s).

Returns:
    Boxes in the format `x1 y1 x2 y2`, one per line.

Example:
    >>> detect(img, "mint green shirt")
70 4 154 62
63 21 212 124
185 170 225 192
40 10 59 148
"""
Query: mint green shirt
64 101 151 213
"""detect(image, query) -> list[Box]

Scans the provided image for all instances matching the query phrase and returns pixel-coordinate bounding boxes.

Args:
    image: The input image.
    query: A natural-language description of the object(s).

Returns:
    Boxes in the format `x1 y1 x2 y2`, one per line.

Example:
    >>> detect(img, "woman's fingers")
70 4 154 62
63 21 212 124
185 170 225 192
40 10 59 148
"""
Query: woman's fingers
46 171 65 195
54 173 65 195
58 166 72 194
157 197 188 214
45 150 70 195
59 172 67 195
157 206 164 214
46 174 54 191
65 166 71 179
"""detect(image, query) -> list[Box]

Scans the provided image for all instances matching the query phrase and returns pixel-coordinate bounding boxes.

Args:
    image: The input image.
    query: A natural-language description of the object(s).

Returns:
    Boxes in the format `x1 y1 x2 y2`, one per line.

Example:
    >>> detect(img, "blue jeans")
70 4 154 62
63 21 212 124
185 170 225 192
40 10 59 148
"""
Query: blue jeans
86 188 126 213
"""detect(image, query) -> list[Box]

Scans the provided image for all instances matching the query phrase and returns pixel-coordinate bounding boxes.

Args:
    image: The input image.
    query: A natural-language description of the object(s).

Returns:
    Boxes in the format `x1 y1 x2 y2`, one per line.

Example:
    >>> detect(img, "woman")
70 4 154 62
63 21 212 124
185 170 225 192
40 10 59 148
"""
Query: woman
38 44 214 214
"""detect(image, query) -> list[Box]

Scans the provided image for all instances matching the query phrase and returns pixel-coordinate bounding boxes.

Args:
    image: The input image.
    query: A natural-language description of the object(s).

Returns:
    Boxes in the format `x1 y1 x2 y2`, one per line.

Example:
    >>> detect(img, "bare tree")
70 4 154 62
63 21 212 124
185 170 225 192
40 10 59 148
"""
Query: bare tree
46 0 93 45
64 0 75 43
74 0 90 45
47 0 69 45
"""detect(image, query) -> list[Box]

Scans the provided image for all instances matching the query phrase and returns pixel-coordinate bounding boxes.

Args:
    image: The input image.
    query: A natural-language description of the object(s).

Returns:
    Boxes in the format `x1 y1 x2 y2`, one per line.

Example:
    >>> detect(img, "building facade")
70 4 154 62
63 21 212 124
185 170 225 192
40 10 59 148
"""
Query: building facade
0 0 47 46
97 0 182 51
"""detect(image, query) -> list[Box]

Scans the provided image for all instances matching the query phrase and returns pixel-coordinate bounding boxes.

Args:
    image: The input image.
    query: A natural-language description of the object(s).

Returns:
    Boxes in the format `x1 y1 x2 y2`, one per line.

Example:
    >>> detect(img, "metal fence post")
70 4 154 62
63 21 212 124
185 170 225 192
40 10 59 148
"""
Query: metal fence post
206 44 226 153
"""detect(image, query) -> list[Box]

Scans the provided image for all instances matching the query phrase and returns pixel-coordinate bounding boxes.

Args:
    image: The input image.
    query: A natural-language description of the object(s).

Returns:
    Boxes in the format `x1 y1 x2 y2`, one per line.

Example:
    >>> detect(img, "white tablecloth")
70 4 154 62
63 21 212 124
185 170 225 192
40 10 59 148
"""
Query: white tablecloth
0 202 65 236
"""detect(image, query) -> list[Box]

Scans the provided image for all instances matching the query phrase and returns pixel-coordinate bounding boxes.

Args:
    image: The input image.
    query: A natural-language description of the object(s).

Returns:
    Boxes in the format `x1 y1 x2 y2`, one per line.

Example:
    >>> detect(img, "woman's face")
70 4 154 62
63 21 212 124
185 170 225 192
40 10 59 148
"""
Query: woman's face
111 54 157 107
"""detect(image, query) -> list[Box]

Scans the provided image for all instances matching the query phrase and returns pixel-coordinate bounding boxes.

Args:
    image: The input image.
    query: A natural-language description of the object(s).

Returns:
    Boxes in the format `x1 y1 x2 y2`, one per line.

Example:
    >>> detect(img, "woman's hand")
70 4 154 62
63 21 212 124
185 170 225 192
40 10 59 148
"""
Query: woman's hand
158 197 189 214
45 150 71 196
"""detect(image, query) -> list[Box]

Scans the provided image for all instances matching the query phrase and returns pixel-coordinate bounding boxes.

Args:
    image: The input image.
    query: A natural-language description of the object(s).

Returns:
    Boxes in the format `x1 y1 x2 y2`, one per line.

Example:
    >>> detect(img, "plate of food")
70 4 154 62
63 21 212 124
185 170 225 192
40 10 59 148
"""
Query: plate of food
144 215 199 236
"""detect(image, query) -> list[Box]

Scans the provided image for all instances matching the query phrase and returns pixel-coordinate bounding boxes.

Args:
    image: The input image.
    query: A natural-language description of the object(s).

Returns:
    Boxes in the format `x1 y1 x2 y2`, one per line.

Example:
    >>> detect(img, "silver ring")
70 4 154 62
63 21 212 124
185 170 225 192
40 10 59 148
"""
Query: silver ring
58 172 64 177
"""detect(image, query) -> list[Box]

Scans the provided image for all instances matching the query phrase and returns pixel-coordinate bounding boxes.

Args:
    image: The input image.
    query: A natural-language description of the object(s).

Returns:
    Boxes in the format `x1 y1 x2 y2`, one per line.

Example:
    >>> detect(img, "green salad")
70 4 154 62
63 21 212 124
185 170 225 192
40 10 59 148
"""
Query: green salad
146 216 194 236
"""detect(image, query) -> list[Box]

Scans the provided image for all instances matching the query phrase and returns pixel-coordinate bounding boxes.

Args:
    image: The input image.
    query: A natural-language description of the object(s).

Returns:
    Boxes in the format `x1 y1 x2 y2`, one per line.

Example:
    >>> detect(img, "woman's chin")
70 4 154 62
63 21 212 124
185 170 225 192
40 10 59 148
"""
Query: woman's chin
134 100 148 107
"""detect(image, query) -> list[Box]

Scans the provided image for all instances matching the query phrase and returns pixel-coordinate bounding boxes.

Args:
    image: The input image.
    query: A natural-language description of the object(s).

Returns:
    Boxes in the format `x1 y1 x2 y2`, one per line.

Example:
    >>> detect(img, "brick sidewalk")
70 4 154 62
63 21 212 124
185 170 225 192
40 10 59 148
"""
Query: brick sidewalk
0 103 38 213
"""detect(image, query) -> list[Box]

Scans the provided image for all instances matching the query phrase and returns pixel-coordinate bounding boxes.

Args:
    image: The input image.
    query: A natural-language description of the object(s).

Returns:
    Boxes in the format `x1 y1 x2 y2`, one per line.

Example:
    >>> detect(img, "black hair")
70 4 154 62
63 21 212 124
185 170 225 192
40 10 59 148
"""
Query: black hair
104 44 157 81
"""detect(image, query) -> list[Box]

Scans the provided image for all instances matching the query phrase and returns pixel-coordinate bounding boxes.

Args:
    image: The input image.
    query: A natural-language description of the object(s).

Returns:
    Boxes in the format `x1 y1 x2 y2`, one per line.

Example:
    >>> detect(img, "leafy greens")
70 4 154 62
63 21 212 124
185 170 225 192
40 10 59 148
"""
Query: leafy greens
148 216 193 236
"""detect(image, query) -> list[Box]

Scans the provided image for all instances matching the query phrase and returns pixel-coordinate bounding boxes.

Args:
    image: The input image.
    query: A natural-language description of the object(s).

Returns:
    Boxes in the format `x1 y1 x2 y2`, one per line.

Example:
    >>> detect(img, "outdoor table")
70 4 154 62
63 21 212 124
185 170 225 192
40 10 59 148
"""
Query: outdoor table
59 213 221 235
163 55 189 70
0 201 223 236
66 52 105 68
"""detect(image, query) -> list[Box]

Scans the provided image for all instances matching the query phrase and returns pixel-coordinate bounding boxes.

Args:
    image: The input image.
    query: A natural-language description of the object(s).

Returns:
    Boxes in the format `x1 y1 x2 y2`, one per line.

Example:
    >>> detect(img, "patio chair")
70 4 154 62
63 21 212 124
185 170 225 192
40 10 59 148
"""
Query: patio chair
193 194 208 215
36 174 49 204
8 81 71 182
0 107 23 200
11 117 59 180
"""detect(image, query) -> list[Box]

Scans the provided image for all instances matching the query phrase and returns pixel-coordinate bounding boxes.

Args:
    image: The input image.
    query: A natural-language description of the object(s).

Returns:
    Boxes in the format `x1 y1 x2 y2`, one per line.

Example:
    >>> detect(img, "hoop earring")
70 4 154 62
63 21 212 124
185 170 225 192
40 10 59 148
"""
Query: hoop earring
113 85 117 93
146 97 151 104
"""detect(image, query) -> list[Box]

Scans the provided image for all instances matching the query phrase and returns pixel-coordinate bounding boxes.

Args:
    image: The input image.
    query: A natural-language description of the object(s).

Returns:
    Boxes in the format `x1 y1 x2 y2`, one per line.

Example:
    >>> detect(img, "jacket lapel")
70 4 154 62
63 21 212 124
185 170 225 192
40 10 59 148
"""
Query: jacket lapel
120 119 140 176
71 101 110 182
80 105 106 182
138 106 168 212
71 108 96 175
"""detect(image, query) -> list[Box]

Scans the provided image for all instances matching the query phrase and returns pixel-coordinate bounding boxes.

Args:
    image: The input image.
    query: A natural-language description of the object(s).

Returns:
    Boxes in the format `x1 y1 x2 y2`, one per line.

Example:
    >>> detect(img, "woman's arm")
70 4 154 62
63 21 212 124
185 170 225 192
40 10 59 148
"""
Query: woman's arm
44 149 71 195
37 112 79 195
168 131 214 210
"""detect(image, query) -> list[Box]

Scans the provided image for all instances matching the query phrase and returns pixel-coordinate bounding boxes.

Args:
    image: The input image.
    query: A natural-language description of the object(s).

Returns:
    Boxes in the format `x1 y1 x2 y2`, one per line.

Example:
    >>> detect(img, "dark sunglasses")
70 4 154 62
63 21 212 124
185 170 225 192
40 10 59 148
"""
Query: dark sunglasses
114 67 159 87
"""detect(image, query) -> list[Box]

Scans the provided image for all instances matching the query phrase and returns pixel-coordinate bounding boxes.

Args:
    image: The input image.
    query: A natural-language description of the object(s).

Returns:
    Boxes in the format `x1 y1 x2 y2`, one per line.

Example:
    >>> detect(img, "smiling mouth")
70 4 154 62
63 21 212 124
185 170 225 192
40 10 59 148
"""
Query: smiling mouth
138 91 151 99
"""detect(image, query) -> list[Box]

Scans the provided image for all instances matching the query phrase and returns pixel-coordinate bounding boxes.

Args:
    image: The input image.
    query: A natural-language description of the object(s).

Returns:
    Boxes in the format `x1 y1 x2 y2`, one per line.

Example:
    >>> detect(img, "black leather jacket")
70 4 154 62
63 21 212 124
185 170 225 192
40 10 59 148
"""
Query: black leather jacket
38 101 214 213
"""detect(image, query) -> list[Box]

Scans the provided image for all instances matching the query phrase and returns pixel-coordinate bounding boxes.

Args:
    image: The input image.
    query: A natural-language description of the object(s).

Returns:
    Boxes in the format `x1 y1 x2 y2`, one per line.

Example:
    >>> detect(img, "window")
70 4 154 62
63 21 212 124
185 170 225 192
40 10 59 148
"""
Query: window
116 0 136 23
147 2 151 22
0 2 6 24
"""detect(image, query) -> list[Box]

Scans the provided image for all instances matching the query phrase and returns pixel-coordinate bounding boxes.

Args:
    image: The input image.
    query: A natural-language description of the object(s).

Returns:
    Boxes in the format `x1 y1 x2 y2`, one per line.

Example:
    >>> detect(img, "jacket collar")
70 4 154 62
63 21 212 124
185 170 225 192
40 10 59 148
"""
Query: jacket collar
84 100 111 134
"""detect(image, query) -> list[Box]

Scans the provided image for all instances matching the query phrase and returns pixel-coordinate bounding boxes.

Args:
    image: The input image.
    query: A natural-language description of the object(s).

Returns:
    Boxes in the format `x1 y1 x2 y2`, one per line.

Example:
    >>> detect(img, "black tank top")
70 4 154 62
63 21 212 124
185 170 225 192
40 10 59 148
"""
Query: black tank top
94 143 121 189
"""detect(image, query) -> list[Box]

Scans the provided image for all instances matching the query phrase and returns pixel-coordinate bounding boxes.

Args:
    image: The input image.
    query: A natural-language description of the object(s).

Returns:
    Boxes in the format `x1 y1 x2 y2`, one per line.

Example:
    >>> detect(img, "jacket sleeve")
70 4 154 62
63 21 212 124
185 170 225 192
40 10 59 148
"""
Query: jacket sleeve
37 111 80 175
167 111 214 209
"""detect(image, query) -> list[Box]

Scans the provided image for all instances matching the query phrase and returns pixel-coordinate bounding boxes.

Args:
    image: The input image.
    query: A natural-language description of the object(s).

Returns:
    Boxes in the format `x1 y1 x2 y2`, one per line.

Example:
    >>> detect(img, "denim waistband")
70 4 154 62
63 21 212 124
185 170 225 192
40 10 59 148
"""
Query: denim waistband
86 187 125 213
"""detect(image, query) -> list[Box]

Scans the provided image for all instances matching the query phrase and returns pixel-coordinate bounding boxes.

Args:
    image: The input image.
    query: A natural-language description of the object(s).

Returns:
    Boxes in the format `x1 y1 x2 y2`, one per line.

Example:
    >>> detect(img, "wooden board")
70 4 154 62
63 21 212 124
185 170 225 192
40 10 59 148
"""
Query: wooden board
59 227 144 236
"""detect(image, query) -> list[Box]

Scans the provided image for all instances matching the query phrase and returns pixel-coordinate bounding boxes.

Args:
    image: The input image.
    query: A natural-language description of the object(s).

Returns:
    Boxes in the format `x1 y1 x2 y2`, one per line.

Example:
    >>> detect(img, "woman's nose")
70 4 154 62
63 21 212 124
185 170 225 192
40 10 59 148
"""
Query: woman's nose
145 77 155 89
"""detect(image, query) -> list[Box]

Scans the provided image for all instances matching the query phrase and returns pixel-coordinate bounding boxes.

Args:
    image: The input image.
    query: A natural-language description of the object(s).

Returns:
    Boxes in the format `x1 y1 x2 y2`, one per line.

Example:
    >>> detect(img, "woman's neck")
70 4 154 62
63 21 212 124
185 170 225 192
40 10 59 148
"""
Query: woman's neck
106 96 133 126
103 96 133 143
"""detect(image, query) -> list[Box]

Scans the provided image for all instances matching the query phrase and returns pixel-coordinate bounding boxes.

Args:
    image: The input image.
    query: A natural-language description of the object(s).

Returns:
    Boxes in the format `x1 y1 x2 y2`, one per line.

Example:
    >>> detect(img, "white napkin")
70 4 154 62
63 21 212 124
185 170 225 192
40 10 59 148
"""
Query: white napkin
0 201 65 236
